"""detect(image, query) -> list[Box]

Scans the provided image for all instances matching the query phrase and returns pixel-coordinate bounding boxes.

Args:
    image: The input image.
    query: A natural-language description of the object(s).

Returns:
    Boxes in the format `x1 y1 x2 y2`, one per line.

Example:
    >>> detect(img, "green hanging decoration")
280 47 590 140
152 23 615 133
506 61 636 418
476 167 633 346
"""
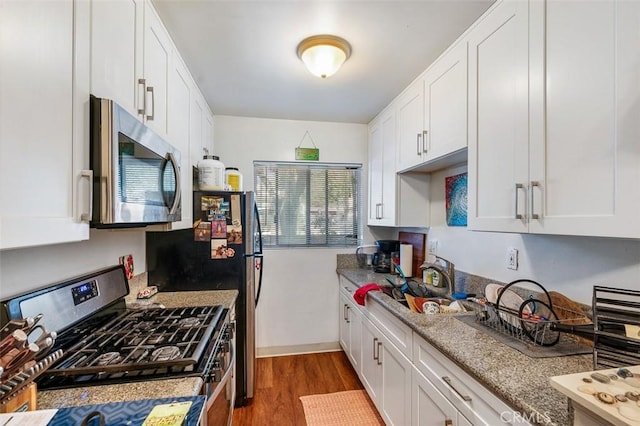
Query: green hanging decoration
295 130 319 161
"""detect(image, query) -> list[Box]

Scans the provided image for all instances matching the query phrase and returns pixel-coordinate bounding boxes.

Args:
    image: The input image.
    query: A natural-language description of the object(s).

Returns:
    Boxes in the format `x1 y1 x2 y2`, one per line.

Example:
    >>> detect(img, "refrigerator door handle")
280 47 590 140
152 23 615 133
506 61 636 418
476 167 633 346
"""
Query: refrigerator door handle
254 254 264 307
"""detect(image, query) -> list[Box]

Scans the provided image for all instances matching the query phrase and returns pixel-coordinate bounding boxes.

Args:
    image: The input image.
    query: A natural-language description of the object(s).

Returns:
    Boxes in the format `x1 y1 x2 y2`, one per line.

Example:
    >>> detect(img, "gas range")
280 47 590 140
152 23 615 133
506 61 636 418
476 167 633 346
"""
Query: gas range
0 265 230 390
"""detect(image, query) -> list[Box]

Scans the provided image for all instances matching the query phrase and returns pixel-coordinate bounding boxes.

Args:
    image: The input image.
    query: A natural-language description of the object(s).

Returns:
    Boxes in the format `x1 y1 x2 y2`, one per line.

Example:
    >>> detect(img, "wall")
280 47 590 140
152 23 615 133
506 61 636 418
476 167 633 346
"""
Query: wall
421 164 640 305
213 115 369 355
0 229 146 299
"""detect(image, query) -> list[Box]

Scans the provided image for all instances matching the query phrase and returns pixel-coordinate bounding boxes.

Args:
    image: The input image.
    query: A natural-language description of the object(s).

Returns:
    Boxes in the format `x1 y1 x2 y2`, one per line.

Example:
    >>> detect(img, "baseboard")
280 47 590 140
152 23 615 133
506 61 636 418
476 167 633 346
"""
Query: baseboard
257 341 341 358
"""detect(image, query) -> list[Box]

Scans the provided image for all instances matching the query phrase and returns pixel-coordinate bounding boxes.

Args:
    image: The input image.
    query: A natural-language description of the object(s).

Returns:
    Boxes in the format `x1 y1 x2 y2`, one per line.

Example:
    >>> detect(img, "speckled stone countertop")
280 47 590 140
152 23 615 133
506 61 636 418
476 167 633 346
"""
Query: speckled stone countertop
337 265 593 426
37 288 238 410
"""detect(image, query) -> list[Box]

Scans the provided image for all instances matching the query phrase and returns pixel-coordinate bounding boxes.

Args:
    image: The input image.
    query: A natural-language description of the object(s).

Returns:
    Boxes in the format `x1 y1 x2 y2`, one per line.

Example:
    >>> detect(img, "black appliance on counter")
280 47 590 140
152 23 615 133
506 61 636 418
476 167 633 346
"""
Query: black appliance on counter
373 239 400 273
0 266 234 414
146 190 263 407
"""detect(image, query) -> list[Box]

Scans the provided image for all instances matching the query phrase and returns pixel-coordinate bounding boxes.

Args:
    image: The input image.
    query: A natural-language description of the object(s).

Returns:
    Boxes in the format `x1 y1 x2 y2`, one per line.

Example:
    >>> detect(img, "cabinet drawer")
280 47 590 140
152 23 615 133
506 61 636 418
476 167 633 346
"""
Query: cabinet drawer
413 334 530 425
367 300 412 361
339 277 358 299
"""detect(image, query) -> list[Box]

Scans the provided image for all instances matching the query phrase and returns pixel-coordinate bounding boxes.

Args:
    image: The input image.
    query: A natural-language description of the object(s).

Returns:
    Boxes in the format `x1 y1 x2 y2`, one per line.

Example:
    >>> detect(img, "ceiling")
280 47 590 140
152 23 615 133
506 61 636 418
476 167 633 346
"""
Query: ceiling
152 0 494 124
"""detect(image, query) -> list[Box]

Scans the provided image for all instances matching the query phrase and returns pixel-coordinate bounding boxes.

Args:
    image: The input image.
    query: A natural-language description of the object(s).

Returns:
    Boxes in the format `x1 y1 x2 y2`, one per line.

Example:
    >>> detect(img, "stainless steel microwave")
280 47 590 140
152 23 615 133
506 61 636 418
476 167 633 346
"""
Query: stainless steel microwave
90 95 181 228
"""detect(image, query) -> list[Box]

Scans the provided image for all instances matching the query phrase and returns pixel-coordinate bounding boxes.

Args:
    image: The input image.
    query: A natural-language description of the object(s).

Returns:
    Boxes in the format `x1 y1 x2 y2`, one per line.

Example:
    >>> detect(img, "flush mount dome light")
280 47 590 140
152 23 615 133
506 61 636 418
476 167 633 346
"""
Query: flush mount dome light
297 35 352 79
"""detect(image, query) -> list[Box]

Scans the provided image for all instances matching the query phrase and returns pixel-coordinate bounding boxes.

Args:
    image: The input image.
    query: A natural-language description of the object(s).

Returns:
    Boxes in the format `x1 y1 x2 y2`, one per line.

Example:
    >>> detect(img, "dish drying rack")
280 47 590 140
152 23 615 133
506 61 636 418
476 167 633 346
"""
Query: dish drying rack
472 300 590 348
593 286 640 370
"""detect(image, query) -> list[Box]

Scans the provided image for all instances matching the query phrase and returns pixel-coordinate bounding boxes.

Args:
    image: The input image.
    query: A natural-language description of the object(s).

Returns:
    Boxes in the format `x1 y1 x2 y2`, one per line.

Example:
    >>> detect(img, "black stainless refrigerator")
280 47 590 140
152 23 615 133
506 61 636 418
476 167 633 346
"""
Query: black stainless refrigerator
146 190 263 407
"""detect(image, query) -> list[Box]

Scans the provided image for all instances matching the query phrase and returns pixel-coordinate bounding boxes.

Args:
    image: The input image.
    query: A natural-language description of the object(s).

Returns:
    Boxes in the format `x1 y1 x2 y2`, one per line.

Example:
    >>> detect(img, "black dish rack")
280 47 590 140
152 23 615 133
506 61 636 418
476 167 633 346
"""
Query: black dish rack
593 286 640 369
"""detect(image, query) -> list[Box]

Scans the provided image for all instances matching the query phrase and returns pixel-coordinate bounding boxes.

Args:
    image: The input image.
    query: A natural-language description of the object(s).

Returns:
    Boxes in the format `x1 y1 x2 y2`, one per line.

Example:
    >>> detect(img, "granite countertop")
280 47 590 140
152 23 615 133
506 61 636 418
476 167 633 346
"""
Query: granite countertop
337 267 593 426
38 289 238 410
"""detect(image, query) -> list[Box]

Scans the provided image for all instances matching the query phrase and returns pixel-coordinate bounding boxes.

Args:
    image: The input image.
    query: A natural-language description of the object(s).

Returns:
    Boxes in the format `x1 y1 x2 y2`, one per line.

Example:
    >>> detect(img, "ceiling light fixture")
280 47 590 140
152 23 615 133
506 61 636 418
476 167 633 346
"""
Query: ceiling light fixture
297 35 352 79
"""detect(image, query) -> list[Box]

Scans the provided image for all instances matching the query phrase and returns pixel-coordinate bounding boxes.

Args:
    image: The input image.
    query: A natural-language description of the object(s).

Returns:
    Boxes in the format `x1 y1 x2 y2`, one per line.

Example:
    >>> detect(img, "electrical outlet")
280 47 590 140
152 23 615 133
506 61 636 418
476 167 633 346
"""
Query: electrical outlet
507 247 519 270
428 239 438 255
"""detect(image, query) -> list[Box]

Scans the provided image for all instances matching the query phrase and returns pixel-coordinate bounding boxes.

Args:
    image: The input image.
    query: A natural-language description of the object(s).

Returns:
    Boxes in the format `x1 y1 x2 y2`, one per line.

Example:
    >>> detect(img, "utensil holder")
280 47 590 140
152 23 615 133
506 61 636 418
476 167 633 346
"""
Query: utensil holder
0 383 36 413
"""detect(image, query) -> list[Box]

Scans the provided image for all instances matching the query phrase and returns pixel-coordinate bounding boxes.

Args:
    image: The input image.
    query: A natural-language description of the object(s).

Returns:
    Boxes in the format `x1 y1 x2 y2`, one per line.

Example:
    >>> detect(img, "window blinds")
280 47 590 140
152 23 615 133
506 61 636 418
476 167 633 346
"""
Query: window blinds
254 161 362 247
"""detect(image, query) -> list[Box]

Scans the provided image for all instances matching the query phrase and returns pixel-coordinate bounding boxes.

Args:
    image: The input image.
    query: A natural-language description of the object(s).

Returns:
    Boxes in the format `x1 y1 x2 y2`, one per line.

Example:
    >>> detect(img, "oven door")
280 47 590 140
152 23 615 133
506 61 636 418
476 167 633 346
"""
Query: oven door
204 340 236 426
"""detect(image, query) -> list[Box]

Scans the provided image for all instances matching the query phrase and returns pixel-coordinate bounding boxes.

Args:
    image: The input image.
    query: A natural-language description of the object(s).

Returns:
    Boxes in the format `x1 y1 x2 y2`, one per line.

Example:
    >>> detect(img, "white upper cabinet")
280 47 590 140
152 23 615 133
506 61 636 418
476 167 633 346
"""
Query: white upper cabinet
190 90 215 168
166 55 192 229
368 109 397 226
467 0 530 233
90 0 142 116
141 1 172 138
0 0 91 250
396 41 469 173
90 0 172 139
423 41 468 163
396 81 425 172
528 0 640 238
468 0 640 238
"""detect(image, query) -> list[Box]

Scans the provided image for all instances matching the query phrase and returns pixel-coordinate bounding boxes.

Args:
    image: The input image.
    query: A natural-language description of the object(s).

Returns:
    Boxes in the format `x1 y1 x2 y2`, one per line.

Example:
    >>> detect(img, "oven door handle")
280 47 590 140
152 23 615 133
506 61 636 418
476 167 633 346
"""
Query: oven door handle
205 340 236 412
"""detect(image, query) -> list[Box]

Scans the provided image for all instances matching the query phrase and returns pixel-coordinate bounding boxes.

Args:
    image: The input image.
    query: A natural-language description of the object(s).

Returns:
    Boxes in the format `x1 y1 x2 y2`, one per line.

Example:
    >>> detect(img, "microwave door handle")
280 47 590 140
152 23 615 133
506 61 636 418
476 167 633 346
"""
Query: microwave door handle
167 152 181 215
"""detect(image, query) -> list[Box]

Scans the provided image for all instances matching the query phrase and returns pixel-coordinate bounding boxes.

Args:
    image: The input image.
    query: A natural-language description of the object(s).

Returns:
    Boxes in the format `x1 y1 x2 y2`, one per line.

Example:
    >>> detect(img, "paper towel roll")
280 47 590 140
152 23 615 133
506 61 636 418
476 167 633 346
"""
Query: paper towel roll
400 244 413 277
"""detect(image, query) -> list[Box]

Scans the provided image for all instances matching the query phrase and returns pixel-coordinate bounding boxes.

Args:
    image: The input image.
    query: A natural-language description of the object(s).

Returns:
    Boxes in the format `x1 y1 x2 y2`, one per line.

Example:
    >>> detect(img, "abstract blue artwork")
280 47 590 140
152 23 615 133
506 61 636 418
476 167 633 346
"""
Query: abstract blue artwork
445 172 467 226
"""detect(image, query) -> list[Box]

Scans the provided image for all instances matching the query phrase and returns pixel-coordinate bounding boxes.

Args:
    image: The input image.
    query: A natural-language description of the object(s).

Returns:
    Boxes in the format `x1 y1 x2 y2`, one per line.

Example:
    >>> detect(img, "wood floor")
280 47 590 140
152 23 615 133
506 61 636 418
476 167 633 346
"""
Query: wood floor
232 351 367 425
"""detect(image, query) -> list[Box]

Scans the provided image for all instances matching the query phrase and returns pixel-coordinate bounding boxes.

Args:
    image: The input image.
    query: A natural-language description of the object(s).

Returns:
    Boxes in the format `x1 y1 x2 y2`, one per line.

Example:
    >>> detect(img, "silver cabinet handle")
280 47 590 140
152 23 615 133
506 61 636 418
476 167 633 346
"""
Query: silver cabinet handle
343 304 348 321
373 337 379 361
79 170 93 222
137 78 146 115
416 133 422 156
343 286 353 294
422 130 428 153
514 183 525 219
146 85 155 121
376 341 382 365
442 376 472 402
530 181 540 219
345 306 350 324
375 203 383 220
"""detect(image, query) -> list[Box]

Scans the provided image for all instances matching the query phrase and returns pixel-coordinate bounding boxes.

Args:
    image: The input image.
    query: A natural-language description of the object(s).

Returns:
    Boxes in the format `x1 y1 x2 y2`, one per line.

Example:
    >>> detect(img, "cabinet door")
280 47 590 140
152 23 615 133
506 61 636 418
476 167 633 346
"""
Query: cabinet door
190 91 206 166
412 367 457 426
379 332 412 426
528 0 640 238
339 294 350 352
348 305 362 373
0 0 90 250
360 318 382 408
396 82 425 172
166 55 192 230
142 1 171 138
424 41 468 162
90 0 142 116
202 107 215 155
368 119 384 225
368 109 396 226
380 110 397 226
467 0 529 233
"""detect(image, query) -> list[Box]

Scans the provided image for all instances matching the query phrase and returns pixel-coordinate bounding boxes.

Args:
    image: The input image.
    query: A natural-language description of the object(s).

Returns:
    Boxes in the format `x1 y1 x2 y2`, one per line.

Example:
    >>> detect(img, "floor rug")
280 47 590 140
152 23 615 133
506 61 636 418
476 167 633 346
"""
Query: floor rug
299 389 385 426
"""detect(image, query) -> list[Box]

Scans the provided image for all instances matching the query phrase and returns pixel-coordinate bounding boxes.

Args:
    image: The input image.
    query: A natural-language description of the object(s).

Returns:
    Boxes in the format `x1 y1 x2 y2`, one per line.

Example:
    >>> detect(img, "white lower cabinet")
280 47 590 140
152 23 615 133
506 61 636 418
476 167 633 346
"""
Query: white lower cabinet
361 315 412 426
339 276 531 426
339 285 362 373
413 334 531 426
412 366 472 426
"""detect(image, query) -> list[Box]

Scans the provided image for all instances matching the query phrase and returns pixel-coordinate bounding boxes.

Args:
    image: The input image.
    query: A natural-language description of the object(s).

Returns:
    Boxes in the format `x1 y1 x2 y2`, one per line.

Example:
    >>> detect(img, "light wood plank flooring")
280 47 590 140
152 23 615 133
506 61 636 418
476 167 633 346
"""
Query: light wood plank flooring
232 351 370 425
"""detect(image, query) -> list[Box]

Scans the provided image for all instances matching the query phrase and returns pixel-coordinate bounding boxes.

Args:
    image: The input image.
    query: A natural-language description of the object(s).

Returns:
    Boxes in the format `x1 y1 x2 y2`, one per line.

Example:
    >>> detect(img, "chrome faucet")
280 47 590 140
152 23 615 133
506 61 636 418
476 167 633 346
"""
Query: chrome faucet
419 256 456 297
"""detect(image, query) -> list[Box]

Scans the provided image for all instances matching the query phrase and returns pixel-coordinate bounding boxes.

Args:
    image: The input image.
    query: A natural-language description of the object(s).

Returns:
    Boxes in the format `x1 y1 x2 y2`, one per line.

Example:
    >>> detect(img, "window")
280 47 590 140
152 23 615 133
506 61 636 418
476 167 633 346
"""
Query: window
254 161 362 247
